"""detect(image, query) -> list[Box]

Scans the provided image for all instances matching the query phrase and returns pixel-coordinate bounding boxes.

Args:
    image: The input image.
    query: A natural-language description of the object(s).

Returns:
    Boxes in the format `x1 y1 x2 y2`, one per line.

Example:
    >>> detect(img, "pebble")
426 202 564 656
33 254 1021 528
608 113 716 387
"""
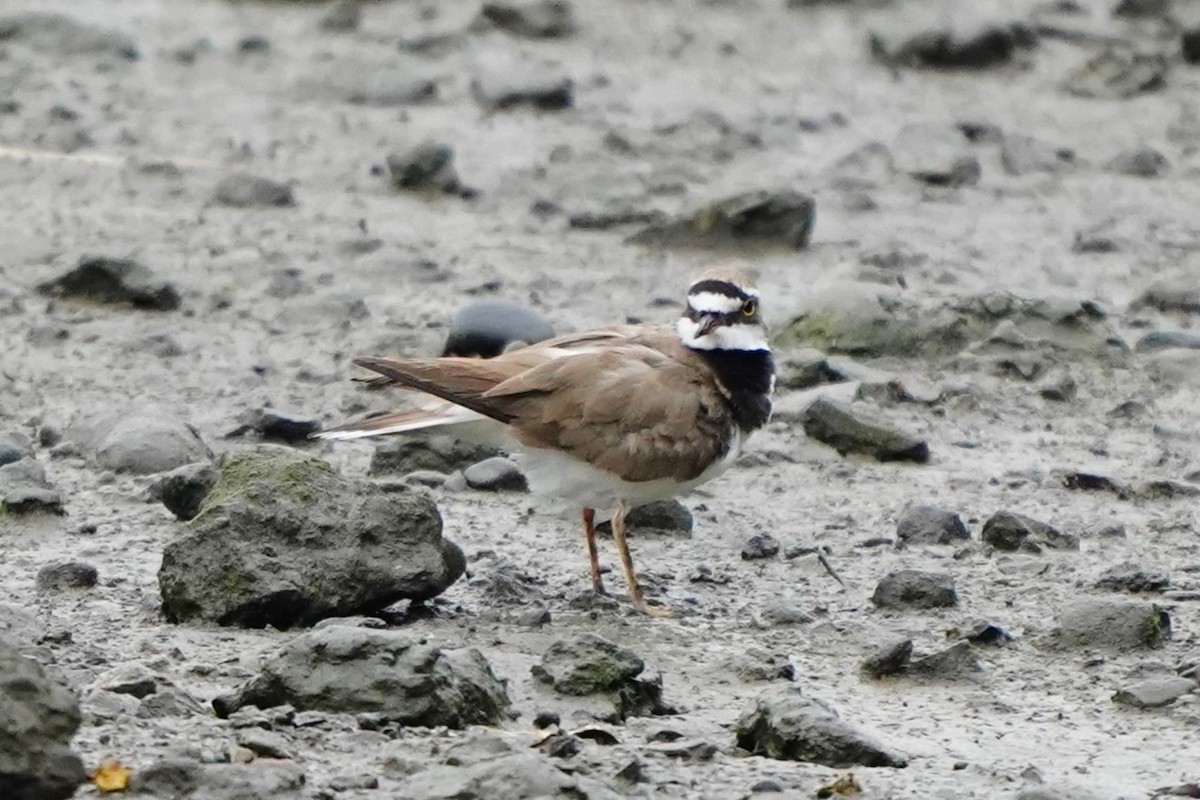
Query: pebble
908 641 983 680
627 188 815 250
741 532 780 560
0 459 65 514
891 123 980 187
236 728 293 760
1112 677 1197 709
442 300 554 358
252 408 322 443
35 561 98 591
965 620 1014 646
37 257 180 311
211 173 295 208
981 510 1078 553
871 569 958 609
478 0 576 38
386 142 464 195
531 633 644 695
472 69 573 110
153 461 217 521
0 432 32 466
318 0 360 33
860 638 913 678
895 504 969 545
870 16 1034 70
1095 562 1170 593
1106 147 1168 177
462 456 528 491
801 397 930 463
1064 48 1167 99
1135 330 1200 353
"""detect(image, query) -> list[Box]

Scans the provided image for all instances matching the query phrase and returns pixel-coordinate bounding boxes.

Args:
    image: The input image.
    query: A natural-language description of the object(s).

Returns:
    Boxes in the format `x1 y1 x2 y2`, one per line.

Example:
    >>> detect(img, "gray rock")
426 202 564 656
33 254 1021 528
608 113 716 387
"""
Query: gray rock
628 189 815 250
369 436 499 476
1135 330 1200 353
37 257 179 311
908 641 982 679
386 142 464 195
802 397 930 463
396 753 622 800
619 499 693 536
870 17 1034 70
473 69 573 110
236 728 292 759
1106 147 1168 177
1064 48 1167 99
463 456 527 491
532 634 643 695
0 11 138 60
318 0 360 33
1036 368 1077 401
0 460 64 514
741 532 781 560
443 300 554 358
137 761 305 800
237 407 322 443
871 569 957 609
66 406 211 475
35 562 97 591
137 685 205 719
0 433 32 467
212 173 295 208
0 636 87 800
1057 599 1170 650
154 461 217 521
1132 280 1200 315
213 626 510 728
981 511 1078 552
1112 676 1196 709
478 0 576 38
1000 135 1076 176
896 505 969 545
340 75 436 107
93 662 162 698
1096 562 1170 593
965 620 1014 646
128 757 201 797
892 123 980 187
860 638 913 678
735 687 907 767
159 448 464 628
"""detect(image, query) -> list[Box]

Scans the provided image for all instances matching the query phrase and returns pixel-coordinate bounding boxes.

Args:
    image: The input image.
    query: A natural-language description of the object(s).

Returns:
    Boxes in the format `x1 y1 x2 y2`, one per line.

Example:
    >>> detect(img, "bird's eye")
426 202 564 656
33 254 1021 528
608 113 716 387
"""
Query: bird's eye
741 299 757 317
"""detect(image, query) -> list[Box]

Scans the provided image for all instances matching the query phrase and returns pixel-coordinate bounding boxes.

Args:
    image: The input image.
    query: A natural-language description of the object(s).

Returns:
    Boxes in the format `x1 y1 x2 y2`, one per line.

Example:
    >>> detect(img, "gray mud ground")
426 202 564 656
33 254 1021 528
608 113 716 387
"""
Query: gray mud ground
1 0 1199 798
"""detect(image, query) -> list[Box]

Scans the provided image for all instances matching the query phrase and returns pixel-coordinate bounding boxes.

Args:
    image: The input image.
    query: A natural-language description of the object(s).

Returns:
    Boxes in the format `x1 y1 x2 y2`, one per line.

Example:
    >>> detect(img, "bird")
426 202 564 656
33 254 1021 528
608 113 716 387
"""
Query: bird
315 268 775 615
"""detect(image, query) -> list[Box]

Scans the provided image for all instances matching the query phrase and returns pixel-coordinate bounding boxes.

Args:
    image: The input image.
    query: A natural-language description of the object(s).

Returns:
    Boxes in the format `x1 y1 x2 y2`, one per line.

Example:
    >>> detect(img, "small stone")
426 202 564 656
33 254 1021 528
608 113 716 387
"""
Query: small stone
981 510 1078 552
895 505 969 545
622 500 693 536
329 773 380 791
908 641 982 679
443 300 554 357
252 408 322 443
236 728 293 760
1037 369 1077 402
965 620 1013 646
1058 599 1170 650
532 634 644 695
627 189 815 251
1106 147 1168 178
871 569 957 609
892 123 980 187
802 397 930 463
750 779 785 793
1064 48 1167 99
478 0 575 38
1096 562 1170 593
212 173 295 208
94 663 162 699
128 758 201 797
0 12 138 60
386 142 464 195
532 710 560 729
1112 677 1197 709
463 456 527 491
369 436 499 476
473 69 573 111
1133 280 1200 314
38 257 180 310
0 458 64 514
870 17 1034 70
1135 330 1200 353
758 602 814 626
1000 135 1075 176
319 0 360 33
66 406 211 476
153 461 217 521
138 686 206 718
741 533 780 560
0 432 32 466
860 638 913 678
35 562 98 591
1185 27 1200 64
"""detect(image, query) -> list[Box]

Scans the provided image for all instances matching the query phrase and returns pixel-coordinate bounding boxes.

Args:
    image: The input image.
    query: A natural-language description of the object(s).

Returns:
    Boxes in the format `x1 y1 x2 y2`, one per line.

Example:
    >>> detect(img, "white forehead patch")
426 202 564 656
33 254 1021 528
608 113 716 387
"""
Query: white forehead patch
687 291 747 315
676 316 769 352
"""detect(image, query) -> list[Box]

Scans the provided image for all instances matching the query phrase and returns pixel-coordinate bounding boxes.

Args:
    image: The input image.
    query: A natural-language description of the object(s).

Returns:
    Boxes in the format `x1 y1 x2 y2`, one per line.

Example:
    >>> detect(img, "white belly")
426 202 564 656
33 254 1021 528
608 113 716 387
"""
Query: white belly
513 427 743 522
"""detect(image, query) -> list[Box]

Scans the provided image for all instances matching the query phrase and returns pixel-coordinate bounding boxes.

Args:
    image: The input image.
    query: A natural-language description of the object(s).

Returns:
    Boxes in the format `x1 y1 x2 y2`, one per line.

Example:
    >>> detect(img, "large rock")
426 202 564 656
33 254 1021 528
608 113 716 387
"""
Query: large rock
735 687 907 768
0 460 64 514
801 397 929 463
159 448 464 628
532 634 644 695
37 257 179 311
982 511 1078 553
1057 599 1170 650
66 406 211 475
213 626 510 728
628 189 815 250
895 505 969 545
871 570 957 609
0 637 88 800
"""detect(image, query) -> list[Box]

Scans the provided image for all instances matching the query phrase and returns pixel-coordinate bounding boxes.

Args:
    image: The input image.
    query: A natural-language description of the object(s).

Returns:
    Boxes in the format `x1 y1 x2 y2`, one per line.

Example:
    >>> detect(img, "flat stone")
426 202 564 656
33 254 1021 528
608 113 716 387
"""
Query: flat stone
35 562 98 591
896 505 969 545
532 634 643 695
871 569 957 609
628 189 815 251
38 257 179 311
870 16 1034 70
860 638 913 678
0 459 64 514
1096 562 1170 593
463 457 528 491
386 142 463 195
1057 598 1170 650
741 533 781 560
443 300 554 357
212 173 295 208
802 397 929 463
478 0 576 38
1112 677 1197 708
1064 48 1167 99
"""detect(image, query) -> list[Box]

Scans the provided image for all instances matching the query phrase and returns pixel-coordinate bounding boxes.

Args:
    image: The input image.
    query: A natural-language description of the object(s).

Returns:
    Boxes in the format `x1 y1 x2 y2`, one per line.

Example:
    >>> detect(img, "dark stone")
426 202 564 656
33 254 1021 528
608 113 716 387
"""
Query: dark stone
214 626 510 728
479 0 575 38
895 505 969 545
369 436 499 477
628 189 815 250
397 753 617 799
1112 677 1196 708
65 406 211 475
154 461 217 521
0 460 64 515
1057 599 1170 650
128 758 201 797
892 123 980 187
38 257 179 311
443 300 554 358
386 142 464 195
622 500 693 536
1185 27 1200 65
871 570 957 609
801 397 930 463
0 637 88 800
870 18 1035 70
212 173 295 208
1096 562 1170 593
319 0 361 33
532 634 644 695
1064 48 1167 99
35 562 97 591
1135 330 1200 353
0 12 138 60
532 710 560 729
252 408 322 443
0 433 32 467
1061 471 1123 494
462 457 528 491
981 510 1078 552
908 642 982 679
734 687 908 768
741 532 780 560
965 620 1013 646
158 447 464 628
1106 147 1168 177
473 70 573 110
1132 280 1200 314
860 638 913 678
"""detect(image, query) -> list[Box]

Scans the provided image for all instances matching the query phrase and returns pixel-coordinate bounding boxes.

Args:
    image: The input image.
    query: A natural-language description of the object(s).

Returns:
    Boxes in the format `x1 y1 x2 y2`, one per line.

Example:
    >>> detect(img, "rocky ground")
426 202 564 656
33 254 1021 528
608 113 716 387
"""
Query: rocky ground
2 0 1200 798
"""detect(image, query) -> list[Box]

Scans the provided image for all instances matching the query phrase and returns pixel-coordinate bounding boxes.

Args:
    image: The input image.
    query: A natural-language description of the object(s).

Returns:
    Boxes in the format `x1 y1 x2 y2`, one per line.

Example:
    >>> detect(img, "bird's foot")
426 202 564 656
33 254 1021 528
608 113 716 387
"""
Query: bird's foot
632 599 674 618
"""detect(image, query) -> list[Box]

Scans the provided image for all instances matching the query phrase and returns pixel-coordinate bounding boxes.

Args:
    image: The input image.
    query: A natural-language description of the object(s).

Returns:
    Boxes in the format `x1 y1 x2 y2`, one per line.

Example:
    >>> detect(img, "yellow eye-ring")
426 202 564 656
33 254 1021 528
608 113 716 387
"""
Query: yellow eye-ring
741 299 757 317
